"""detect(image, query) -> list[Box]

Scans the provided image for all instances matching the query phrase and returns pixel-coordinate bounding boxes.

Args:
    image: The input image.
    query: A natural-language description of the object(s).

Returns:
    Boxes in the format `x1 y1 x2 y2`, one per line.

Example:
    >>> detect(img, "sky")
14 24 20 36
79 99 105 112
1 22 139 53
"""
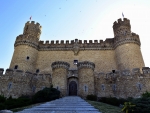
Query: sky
0 0 150 71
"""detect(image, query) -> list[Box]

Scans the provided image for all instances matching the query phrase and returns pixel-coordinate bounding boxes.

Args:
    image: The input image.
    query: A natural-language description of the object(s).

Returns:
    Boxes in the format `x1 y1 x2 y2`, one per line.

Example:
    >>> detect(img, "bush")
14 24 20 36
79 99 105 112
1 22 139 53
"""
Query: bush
142 91 150 98
0 95 6 103
130 97 150 113
0 87 60 110
32 87 60 103
99 97 128 106
86 94 97 101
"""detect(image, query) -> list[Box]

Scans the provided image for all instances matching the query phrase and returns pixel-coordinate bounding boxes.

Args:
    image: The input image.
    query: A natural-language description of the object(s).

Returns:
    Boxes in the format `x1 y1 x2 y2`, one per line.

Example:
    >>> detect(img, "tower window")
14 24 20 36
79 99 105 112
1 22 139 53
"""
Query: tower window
36 69 39 73
14 65 18 69
74 60 78 65
26 56 30 60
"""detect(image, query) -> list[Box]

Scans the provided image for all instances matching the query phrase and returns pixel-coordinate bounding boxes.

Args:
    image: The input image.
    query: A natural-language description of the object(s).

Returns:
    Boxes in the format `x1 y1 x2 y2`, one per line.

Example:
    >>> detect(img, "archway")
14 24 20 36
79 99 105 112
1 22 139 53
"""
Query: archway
69 81 77 96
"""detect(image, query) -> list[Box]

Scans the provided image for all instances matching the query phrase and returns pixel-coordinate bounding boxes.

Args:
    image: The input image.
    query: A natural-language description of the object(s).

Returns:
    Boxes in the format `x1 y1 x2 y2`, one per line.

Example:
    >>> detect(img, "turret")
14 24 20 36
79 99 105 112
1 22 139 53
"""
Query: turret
113 18 145 70
51 61 70 96
9 21 42 72
77 61 95 98
113 18 131 37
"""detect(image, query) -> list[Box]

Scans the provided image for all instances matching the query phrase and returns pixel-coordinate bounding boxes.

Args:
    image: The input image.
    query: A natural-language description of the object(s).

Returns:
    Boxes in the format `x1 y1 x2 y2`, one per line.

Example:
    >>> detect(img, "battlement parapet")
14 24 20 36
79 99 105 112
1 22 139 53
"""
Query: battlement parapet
113 18 131 31
38 38 114 51
51 61 70 70
142 67 150 74
96 67 150 83
77 61 95 71
5 69 13 76
23 21 42 39
0 68 4 76
114 36 141 48
15 34 39 49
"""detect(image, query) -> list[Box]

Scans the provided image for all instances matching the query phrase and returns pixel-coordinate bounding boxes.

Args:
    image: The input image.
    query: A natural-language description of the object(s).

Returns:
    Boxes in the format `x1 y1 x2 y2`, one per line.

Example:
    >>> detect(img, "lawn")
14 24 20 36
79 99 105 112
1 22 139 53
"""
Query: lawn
87 100 124 113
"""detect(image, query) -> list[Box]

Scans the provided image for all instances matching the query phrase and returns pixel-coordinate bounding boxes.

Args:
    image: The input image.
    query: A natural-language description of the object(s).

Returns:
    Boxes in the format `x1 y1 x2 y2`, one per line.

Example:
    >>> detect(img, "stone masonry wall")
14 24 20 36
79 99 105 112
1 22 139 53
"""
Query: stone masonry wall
36 50 117 74
52 68 68 96
115 43 145 70
78 64 95 98
0 69 51 98
10 45 38 73
95 68 150 98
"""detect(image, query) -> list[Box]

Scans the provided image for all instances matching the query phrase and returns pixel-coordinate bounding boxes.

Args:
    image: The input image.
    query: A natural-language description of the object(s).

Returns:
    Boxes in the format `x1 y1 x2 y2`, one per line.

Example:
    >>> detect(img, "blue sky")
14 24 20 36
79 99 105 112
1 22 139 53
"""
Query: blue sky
0 0 150 71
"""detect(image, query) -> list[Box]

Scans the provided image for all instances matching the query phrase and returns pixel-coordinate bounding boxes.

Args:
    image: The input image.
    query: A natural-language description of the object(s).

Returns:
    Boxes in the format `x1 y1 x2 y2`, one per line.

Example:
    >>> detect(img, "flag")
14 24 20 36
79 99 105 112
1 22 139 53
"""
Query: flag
29 16 32 20
122 12 124 18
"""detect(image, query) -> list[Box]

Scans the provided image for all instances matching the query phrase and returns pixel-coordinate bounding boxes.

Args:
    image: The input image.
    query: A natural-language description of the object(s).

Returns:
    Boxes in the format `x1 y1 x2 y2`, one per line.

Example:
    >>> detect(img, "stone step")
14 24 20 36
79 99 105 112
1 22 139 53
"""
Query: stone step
16 96 101 113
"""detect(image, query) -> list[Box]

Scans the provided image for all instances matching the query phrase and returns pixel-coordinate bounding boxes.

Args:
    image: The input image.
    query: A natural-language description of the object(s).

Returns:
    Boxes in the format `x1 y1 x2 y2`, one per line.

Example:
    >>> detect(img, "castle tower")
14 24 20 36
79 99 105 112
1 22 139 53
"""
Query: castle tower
9 21 42 72
113 18 145 70
77 61 95 98
51 61 70 96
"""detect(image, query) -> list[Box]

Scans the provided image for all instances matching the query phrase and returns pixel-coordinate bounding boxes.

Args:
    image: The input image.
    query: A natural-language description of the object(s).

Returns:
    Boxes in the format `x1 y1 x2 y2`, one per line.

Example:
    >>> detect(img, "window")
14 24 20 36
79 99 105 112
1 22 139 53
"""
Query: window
32 86 36 92
74 60 78 65
84 85 88 92
36 69 39 73
138 83 142 90
26 56 29 60
112 84 116 91
14 65 18 69
85 86 87 92
101 84 105 91
8 82 12 90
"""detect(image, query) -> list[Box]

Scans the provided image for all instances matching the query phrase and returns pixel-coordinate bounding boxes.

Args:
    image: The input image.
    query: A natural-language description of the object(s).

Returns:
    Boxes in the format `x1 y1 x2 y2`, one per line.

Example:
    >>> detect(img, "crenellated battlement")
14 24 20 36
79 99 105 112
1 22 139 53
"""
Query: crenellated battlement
77 61 95 71
96 67 150 80
51 61 70 70
38 38 114 51
23 21 42 39
14 34 39 49
113 18 131 30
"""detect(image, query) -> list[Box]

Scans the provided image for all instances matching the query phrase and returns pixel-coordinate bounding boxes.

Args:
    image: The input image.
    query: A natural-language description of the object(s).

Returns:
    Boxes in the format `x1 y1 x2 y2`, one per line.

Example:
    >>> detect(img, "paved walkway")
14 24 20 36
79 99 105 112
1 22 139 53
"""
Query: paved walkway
16 96 101 113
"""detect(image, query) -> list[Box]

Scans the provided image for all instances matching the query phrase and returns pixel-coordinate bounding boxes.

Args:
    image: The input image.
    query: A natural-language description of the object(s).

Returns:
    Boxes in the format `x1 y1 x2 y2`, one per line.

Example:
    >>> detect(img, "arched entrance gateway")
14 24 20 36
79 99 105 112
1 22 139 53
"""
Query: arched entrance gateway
69 81 77 96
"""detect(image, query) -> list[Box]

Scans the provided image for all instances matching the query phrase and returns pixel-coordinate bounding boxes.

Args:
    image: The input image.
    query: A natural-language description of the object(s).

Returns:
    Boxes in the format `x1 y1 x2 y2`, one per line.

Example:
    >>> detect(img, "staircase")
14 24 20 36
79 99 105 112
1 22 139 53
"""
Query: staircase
16 96 101 113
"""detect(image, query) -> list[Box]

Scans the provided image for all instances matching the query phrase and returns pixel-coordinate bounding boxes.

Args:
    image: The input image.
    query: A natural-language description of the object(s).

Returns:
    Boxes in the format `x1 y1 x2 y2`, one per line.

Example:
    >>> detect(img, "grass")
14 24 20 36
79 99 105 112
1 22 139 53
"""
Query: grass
11 102 46 112
87 100 124 113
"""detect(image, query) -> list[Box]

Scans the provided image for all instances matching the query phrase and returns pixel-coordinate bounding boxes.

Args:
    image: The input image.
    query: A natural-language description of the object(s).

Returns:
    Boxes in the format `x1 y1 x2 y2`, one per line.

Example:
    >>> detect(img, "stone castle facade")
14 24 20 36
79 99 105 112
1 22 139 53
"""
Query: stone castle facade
0 18 150 98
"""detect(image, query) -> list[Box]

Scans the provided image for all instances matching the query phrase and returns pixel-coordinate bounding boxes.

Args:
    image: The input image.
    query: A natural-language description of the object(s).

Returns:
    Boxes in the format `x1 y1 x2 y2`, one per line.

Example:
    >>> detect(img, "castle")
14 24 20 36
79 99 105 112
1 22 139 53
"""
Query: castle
0 18 150 98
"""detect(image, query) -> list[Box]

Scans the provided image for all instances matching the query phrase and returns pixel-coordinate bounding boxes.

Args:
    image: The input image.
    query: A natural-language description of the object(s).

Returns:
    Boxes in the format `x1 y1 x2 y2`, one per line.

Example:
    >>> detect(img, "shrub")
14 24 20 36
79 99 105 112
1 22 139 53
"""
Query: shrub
142 91 150 98
130 97 150 113
99 97 128 107
86 94 97 101
0 95 6 103
32 87 60 103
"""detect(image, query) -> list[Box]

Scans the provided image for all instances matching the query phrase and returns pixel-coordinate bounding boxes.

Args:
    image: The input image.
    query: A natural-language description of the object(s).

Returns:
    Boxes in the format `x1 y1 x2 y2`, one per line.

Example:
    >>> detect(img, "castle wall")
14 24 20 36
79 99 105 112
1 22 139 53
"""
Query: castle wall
115 43 145 70
10 45 38 72
95 68 150 98
36 50 117 73
0 69 51 98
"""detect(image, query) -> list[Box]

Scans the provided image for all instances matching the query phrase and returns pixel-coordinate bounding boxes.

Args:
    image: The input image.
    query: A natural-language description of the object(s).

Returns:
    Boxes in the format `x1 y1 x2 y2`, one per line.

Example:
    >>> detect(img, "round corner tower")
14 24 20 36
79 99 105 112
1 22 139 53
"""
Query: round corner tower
51 61 70 96
113 18 145 70
77 61 95 98
9 21 42 72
